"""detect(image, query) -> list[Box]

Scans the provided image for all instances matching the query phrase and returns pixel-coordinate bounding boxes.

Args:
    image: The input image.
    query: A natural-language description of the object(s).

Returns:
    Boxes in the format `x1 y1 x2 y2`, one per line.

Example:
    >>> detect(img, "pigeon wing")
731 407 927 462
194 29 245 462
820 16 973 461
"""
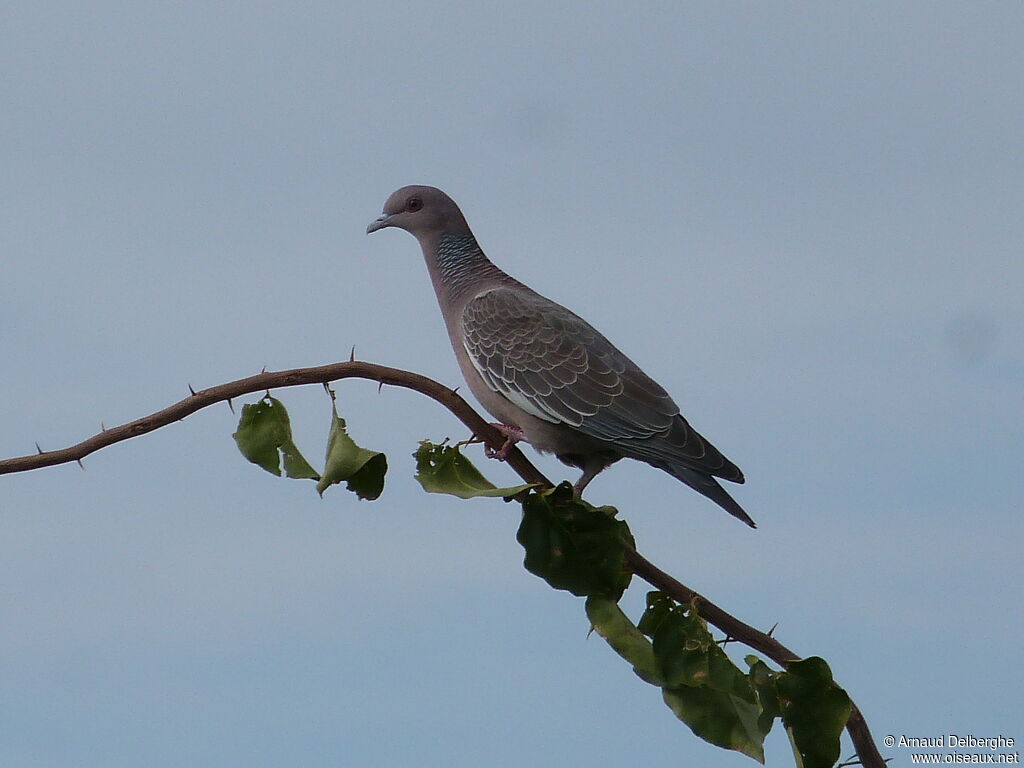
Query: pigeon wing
460 287 742 482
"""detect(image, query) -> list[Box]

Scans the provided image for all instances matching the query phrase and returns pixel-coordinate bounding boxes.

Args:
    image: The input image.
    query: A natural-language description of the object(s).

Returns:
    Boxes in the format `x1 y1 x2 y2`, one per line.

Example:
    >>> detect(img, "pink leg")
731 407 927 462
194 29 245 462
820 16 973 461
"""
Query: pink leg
571 454 620 497
485 424 525 461
573 464 605 496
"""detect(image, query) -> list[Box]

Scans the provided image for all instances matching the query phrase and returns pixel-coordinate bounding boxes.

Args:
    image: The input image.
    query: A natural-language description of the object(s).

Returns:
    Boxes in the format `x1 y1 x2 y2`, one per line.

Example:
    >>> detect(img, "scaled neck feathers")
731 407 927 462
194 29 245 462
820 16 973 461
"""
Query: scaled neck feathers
430 234 514 301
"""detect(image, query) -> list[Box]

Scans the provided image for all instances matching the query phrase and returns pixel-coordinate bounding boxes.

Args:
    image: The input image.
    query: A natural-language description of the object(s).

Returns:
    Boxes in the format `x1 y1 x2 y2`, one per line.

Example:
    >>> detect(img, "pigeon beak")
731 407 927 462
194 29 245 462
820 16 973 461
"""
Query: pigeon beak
366 214 392 234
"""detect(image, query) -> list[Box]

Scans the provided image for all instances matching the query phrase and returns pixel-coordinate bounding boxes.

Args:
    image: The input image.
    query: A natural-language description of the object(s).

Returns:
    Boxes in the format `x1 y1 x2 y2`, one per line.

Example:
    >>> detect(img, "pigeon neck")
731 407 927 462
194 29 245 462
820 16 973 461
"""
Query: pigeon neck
428 234 509 300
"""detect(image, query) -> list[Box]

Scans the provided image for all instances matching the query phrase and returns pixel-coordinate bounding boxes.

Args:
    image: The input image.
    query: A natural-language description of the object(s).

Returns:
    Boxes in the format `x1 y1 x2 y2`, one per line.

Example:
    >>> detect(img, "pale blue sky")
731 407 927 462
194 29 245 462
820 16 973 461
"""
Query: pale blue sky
2 3 1022 766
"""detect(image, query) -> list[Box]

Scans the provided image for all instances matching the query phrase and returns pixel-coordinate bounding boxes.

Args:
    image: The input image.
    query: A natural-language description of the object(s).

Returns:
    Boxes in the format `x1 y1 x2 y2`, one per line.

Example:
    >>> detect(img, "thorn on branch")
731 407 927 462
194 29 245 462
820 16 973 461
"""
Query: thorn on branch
35 442 43 454
101 421 107 431
349 345 356 362
226 398 235 414
76 459 85 470
377 381 384 394
767 622 779 638
188 383 196 396
260 365 268 374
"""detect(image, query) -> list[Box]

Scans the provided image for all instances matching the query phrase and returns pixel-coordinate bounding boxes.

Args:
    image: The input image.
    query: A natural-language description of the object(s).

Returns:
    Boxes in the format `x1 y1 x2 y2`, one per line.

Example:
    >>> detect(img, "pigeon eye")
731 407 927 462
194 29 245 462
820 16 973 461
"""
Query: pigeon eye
406 197 423 212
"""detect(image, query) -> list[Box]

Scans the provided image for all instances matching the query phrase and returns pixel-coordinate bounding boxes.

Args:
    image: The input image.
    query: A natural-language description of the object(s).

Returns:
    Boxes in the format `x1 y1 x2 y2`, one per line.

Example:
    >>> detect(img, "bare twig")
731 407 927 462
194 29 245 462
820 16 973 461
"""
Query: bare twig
0 360 884 767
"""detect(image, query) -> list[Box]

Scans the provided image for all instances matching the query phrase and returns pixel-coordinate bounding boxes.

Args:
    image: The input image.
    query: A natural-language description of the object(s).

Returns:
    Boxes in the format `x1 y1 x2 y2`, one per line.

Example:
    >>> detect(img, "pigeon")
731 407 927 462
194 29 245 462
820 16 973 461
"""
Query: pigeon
367 185 754 527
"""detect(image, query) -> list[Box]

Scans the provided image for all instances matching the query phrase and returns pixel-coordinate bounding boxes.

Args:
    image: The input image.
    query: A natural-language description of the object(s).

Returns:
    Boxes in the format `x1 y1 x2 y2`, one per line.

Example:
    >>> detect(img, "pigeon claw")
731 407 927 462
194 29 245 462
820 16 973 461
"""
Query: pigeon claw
485 423 525 461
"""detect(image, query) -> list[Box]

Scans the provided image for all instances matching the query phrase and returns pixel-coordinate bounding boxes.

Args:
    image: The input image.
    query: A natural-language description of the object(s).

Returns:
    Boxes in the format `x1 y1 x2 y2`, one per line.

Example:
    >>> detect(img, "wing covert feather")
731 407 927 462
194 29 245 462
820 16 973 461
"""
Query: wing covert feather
461 287 743 482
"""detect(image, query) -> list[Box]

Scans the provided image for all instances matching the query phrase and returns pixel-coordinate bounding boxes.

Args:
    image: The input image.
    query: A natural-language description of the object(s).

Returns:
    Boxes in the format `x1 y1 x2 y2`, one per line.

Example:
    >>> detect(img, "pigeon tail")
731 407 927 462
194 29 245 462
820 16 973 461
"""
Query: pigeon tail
661 463 757 528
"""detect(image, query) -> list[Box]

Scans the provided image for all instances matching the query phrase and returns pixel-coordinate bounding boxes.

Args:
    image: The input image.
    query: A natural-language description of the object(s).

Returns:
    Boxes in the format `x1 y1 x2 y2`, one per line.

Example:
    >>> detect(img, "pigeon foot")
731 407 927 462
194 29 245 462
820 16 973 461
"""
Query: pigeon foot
485 424 525 461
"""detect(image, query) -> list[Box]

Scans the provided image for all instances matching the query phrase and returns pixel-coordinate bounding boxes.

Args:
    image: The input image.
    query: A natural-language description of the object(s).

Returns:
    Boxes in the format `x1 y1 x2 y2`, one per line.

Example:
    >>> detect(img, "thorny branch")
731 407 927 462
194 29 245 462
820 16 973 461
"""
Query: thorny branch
0 360 884 768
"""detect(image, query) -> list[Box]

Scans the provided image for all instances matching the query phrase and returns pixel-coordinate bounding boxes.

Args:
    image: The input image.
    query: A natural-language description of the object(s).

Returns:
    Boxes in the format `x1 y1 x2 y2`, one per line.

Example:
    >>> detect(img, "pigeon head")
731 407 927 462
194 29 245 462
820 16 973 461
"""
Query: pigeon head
366 185 472 240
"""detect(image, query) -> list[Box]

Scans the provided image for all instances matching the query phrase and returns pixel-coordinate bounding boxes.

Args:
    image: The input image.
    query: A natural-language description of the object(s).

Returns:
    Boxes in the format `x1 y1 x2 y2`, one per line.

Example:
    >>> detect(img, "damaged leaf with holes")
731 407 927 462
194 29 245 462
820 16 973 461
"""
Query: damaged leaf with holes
232 396 319 479
516 482 633 600
413 440 533 499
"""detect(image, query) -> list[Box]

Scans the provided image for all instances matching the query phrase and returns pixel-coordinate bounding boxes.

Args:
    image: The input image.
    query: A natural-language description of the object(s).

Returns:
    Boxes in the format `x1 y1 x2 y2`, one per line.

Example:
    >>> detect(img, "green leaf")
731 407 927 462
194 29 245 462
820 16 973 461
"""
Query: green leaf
587 592 768 762
585 597 664 686
652 608 713 688
413 441 533 499
638 591 675 637
649 601 764 761
747 657 782 737
777 657 851 768
652 607 755 699
662 684 765 763
516 483 634 600
316 405 387 500
232 396 319 479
